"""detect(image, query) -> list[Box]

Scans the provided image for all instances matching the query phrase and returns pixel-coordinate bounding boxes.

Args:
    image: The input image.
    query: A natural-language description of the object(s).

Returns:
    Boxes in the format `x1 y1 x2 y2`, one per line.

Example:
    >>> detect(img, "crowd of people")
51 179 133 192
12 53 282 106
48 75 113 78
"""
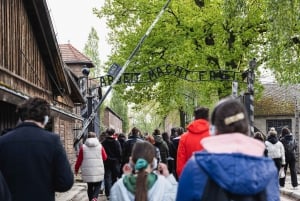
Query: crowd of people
0 96 297 201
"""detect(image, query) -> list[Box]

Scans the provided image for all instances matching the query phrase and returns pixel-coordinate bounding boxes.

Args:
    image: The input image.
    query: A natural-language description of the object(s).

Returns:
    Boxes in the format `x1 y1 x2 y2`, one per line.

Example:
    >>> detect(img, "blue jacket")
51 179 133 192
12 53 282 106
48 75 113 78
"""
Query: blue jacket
176 152 279 201
0 122 74 201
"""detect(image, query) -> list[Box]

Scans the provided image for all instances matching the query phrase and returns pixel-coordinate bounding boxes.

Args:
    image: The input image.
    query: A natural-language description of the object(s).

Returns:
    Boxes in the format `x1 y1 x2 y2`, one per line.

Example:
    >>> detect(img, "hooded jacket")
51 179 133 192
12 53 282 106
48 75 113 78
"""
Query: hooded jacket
265 135 285 164
110 173 177 201
75 138 107 182
176 119 209 177
176 133 279 201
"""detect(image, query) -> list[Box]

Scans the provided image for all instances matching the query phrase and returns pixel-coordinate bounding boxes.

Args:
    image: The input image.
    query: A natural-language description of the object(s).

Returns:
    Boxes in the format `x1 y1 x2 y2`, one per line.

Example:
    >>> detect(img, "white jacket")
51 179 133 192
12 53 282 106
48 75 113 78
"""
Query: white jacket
110 174 177 201
265 140 286 165
81 138 105 182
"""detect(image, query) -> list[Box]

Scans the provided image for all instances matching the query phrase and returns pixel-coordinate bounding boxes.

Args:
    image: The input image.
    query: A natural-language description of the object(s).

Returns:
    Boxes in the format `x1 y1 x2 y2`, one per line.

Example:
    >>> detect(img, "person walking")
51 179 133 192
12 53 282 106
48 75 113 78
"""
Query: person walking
153 129 169 166
0 97 74 201
176 97 279 201
279 127 298 189
75 132 107 201
162 131 176 175
110 141 177 201
176 107 210 178
122 127 144 168
102 128 122 200
265 127 285 172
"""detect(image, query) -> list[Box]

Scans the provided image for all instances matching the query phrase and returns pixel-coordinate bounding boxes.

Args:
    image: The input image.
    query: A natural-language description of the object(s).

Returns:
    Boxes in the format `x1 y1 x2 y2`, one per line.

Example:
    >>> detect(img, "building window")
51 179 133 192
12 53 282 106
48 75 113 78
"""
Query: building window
266 119 292 134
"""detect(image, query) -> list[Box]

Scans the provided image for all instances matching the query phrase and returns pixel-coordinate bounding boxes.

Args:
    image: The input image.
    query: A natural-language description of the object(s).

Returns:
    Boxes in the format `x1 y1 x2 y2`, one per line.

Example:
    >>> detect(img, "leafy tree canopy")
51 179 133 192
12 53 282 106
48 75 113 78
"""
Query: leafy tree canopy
94 0 300 116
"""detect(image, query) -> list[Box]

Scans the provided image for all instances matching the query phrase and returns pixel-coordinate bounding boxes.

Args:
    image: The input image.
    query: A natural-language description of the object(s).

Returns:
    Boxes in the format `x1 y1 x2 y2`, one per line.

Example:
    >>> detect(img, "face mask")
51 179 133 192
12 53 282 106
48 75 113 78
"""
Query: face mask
210 125 216 136
151 158 158 170
43 115 49 126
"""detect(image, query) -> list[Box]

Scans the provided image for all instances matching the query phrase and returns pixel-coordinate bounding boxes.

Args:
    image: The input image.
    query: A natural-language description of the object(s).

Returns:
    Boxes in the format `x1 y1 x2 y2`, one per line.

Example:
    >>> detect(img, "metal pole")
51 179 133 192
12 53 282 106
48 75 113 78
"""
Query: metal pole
74 0 172 146
247 58 256 136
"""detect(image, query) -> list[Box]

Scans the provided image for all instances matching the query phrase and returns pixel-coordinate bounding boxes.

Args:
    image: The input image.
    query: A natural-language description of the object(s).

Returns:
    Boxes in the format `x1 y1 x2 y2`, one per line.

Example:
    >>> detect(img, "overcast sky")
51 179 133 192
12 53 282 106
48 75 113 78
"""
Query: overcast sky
46 0 111 63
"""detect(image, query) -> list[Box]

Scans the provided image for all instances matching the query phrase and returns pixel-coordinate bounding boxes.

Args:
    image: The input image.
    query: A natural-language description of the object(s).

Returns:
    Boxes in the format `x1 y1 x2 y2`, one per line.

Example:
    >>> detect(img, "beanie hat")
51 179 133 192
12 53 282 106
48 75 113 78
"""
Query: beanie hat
268 127 277 136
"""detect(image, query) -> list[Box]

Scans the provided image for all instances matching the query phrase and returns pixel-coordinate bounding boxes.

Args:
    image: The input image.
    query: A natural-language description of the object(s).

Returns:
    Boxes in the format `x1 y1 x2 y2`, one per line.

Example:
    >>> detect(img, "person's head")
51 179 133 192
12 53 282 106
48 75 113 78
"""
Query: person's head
162 132 170 142
281 127 290 137
87 132 96 138
131 141 156 201
153 128 160 136
254 132 265 142
194 107 209 120
211 97 249 135
99 131 107 142
145 135 155 145
17 97 50 127
106 128 115 136
177 127 185 135
130 127 141 137
268 127 277 136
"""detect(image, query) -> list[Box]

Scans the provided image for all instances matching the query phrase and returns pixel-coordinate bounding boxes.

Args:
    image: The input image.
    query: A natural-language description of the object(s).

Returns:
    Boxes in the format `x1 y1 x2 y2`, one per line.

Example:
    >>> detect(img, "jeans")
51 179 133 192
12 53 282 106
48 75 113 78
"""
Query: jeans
104 159 120 198
87 181 102 201
279 155 298 187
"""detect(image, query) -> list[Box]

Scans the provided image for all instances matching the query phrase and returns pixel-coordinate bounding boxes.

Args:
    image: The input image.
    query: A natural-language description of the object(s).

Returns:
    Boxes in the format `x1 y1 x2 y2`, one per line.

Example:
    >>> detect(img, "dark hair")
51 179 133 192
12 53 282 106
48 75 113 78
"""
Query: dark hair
87 132 96 138
254 132 265 142
106 128 115 136
211 97 249 135
162 132 170 142
17 97 50 124
130 127 141 137
131 141 156 201
194 107 209 120
281 127 290 137
153 128 160 136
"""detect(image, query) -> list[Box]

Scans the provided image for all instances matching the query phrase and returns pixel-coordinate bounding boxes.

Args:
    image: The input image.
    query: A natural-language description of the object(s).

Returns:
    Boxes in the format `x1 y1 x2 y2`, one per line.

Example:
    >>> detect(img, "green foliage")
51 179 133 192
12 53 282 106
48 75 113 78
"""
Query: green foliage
83 27 101 77
94 0 300 119
109 90 129 132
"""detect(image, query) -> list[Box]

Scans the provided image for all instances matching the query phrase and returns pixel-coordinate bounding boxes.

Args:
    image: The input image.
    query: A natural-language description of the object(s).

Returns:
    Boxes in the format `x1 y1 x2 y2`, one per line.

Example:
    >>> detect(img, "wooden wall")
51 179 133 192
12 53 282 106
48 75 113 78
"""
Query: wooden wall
0 0 52 100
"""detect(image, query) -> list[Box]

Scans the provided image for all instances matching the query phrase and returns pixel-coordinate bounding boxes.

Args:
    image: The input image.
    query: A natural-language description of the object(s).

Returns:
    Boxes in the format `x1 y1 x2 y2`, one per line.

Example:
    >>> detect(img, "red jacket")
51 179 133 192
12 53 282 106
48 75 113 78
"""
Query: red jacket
176 119 210 177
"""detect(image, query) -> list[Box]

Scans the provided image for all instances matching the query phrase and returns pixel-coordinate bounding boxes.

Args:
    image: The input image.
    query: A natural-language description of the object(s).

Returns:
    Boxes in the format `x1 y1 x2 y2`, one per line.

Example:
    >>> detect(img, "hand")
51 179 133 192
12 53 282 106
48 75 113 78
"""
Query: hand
122 163 133 175
157 163 169 177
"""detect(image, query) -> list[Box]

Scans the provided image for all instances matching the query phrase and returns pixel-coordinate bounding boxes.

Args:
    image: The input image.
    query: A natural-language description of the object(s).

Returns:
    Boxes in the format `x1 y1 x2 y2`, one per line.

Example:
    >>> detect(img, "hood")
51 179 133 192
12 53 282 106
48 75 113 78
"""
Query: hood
187 119 209 134
194 152 276 194
267 135 278 144
284 134 294 141
84 138 100 147
198 133 276 194
153 135 163 143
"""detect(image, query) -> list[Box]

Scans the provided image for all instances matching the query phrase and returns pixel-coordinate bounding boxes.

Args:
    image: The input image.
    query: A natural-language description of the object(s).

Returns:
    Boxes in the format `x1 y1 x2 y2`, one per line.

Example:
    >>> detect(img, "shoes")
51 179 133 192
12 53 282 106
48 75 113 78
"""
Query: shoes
91 198 98 201
293 186 299 190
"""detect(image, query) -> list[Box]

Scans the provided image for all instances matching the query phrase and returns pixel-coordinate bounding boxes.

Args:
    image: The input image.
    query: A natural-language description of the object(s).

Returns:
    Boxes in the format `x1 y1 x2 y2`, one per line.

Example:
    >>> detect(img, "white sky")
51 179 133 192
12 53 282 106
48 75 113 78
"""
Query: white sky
46 0 111 63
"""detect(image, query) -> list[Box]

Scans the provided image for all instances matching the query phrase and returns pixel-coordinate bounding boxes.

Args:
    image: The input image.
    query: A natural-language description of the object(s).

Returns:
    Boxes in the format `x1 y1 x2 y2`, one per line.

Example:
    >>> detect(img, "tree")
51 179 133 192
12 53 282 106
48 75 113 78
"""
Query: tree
109 90 129 133
83 27 101 77
94 0 300 118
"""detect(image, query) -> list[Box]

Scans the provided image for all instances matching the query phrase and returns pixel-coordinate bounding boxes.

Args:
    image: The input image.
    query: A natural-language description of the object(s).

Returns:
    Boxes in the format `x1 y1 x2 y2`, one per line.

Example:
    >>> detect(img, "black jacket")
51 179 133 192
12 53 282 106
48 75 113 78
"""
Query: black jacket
0 122 74 201
0 170 11 201
102 136 122 161
121 135 143 165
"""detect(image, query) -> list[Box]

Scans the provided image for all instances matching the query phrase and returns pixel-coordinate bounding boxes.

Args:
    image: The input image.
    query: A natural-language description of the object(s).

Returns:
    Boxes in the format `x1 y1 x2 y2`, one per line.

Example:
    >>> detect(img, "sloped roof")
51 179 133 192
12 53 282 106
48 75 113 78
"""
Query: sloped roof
59 44 94 68
23 0 71 95
255 84 300 117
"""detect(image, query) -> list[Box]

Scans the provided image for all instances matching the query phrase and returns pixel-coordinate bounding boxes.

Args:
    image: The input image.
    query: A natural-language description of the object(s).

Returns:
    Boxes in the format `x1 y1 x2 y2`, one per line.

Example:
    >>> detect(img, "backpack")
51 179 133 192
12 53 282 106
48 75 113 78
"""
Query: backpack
281 136 296 155
201 178 266 201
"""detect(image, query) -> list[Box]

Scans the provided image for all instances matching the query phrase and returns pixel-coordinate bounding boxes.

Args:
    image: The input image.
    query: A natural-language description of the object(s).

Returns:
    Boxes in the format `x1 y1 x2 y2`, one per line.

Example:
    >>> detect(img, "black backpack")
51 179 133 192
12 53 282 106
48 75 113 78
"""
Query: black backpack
281 136 296 155
201 178 266 201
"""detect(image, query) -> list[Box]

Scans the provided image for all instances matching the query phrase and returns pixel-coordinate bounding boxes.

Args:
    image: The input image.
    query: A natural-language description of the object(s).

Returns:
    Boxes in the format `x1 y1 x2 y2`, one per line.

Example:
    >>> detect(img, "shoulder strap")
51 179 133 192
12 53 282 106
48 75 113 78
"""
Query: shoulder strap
201 178 266 201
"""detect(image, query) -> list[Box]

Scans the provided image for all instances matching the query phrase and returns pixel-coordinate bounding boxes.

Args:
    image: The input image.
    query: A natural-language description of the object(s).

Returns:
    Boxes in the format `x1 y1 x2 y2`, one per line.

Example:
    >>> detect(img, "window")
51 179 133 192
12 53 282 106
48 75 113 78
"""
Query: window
266 119 292 134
